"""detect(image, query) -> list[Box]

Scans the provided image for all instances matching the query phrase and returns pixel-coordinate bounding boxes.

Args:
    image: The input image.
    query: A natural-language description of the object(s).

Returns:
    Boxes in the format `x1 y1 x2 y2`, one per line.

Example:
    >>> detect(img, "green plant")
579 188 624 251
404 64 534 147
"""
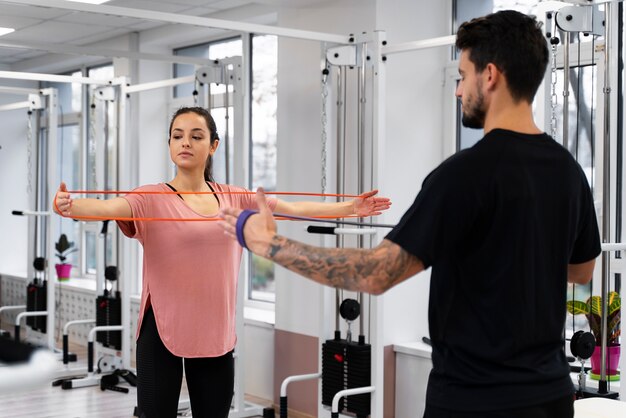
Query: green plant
55 233 78 264
567 291 621 346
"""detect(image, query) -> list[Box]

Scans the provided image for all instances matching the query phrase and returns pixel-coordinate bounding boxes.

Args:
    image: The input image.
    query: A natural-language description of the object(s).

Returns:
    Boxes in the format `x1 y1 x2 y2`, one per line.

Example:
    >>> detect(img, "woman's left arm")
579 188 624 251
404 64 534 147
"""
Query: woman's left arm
273 190 391 217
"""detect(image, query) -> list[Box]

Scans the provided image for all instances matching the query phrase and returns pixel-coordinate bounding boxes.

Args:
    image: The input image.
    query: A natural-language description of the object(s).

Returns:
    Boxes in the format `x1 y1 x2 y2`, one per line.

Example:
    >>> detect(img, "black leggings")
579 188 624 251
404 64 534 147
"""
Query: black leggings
136 307 234 418
423 394 574 418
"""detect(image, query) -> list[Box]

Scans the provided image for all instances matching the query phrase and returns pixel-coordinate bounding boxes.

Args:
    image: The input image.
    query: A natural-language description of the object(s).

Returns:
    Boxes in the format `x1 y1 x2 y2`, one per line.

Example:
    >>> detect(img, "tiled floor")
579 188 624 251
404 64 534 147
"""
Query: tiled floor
0 341 270 418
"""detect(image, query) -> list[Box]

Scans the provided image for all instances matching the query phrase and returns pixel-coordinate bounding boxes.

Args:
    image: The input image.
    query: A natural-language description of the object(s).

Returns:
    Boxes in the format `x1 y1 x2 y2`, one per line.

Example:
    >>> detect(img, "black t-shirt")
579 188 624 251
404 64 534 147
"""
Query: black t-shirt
386 129 601 411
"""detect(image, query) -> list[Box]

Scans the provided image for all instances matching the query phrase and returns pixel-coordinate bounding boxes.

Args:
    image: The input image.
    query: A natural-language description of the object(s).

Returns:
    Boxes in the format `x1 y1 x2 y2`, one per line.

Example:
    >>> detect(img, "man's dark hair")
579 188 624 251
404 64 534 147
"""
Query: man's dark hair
455 10 549 103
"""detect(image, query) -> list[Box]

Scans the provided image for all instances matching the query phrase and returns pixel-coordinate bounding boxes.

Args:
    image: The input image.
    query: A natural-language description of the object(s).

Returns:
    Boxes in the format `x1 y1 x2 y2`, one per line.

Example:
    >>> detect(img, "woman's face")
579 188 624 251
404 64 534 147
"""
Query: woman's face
169 112 219 172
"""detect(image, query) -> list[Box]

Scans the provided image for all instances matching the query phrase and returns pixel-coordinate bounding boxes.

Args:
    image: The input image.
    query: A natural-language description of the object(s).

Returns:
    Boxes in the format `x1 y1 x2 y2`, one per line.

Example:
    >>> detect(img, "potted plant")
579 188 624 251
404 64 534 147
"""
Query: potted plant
567 291 621 380
55 233 77 281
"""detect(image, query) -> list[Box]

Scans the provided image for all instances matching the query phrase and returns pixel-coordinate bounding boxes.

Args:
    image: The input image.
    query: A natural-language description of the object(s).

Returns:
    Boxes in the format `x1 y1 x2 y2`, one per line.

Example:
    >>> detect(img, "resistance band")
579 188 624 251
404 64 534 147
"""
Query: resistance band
64 190 363 198
54 189 395 226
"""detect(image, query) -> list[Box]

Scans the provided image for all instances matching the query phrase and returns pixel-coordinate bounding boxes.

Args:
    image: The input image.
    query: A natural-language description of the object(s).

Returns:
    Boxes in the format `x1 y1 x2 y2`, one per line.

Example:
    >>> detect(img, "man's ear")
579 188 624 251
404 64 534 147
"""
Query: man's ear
484 63 501 91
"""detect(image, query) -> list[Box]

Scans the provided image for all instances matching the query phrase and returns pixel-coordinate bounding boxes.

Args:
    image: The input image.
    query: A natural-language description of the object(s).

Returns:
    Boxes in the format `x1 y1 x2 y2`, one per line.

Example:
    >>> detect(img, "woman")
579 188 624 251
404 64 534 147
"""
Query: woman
54 107 390 418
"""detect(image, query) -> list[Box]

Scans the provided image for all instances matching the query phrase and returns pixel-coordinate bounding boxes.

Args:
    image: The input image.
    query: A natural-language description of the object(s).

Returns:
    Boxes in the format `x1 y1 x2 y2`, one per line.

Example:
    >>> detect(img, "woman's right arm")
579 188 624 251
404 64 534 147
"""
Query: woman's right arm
54 182 132 219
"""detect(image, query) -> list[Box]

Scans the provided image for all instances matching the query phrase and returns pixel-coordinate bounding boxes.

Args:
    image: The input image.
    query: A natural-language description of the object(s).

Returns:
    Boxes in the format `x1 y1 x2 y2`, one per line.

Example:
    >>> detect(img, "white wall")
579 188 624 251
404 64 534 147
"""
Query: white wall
134 46 173 186
375 0 450 346
243 321 274 401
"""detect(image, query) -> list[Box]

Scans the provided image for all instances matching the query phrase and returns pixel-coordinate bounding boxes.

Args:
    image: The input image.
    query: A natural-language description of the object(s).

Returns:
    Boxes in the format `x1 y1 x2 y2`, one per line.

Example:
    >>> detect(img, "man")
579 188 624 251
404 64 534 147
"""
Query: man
219 10 600 418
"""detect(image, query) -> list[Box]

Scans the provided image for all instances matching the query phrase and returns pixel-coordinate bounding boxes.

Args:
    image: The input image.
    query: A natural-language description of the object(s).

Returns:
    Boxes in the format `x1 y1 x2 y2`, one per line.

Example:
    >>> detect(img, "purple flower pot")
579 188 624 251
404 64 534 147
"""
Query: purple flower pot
590 345 620 376
55 263 72 281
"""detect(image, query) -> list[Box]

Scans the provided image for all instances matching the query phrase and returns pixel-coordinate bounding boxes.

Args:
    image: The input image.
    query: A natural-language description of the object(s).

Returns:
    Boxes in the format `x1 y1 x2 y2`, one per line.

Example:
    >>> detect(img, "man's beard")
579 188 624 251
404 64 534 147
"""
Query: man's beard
461 90 486 129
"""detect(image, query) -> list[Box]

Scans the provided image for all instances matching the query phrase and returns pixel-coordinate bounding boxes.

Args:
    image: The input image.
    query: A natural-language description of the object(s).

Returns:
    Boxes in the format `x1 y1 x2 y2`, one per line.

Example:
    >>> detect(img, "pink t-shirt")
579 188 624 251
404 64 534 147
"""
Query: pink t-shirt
117 182 276 358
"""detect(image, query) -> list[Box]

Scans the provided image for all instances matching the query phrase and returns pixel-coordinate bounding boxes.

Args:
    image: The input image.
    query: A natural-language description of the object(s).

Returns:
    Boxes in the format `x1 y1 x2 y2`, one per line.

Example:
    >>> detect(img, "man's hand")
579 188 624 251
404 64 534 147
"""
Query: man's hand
219 188 277 255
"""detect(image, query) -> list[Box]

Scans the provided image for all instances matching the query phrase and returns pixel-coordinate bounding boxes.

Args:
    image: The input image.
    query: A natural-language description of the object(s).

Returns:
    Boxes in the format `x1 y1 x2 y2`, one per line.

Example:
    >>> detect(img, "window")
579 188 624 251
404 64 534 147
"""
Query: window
249 34 278 303
43 71 82 274
45 64 115 279
85 64 116 275
174 38 243 183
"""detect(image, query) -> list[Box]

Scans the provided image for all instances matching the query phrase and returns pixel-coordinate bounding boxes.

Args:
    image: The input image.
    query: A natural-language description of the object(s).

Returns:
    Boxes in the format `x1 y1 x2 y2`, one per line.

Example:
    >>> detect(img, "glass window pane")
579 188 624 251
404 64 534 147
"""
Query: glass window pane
87 64 117 273
88 65 114 82
56 124 81 272
250 255 275 303
174 43 209 98
86 64 115 191
251 35 277 190
456 99 484 150
492 0 541 15
208 106 232 184
552 64 596 185
249 35 278 303
456 0 548 26
86 231 97 275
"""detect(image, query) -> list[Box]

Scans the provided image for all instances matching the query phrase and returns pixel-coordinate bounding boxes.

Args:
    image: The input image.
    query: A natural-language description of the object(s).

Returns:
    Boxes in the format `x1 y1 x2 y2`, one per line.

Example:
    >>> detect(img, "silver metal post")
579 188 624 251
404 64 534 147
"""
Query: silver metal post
335 66 346 333
357 43 367 335
207 83 212 112
336 66 347 249
561 31 570 150
224 65 230 183
599 0 612 388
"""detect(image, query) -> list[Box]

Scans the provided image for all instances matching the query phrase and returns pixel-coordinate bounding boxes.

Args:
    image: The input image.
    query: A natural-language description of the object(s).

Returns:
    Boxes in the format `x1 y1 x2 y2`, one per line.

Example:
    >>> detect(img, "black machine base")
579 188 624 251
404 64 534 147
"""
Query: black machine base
576 388 620 400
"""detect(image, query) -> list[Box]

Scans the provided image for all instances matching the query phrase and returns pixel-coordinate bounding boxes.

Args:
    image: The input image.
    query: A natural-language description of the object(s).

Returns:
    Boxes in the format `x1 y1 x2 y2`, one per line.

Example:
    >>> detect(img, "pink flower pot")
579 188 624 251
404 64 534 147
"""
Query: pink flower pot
590 345 620 376
55 263 72 281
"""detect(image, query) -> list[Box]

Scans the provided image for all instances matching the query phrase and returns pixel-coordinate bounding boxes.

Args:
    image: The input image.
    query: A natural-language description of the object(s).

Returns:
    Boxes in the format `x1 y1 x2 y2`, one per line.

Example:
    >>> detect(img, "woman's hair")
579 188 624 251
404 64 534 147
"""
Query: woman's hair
168 106 220 182
455 10 549 103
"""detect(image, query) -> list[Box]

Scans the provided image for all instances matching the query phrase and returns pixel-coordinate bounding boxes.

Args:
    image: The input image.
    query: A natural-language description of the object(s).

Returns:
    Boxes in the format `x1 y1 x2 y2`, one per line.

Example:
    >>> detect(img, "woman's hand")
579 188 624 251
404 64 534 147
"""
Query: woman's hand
54 182 72 217
352 189 391 217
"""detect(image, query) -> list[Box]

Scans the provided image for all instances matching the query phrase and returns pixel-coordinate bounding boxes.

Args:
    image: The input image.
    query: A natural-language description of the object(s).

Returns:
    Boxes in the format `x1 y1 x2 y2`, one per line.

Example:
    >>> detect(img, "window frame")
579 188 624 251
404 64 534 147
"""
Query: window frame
43 63 116 282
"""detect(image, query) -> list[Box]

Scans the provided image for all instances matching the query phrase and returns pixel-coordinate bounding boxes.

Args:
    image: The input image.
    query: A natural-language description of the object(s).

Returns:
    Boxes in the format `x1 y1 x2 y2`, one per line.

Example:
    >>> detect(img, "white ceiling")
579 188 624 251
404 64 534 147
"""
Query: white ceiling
0 0 328 69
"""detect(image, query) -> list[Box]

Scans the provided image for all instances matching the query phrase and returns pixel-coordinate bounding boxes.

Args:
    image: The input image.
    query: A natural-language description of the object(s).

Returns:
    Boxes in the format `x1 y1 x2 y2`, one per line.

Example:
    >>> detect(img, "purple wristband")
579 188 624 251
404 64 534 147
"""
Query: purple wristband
236 209 257 249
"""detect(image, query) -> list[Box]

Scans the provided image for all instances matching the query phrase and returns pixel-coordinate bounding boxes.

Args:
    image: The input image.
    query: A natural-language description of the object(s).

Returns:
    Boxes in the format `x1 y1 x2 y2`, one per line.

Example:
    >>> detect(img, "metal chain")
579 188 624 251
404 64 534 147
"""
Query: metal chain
26 110 33 195
550 41 559 140
89 97 98 191
321 65 329 195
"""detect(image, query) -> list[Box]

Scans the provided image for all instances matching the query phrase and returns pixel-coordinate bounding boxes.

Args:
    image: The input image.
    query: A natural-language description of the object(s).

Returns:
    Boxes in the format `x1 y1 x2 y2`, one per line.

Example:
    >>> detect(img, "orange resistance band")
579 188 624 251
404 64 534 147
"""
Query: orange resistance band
66 190 362 198
54 190 365 222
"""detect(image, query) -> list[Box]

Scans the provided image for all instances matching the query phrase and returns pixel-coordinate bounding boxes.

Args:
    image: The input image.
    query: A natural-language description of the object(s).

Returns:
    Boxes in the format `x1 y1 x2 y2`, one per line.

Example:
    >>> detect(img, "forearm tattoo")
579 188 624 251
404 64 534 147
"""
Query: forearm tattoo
266 236 420 294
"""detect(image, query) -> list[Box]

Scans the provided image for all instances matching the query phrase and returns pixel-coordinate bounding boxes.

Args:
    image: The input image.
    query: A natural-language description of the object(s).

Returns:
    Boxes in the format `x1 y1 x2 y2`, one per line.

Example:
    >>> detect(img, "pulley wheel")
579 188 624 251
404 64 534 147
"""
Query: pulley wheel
33 257 46 272
570 330 595 360
104 266 119 282
339 298 360 321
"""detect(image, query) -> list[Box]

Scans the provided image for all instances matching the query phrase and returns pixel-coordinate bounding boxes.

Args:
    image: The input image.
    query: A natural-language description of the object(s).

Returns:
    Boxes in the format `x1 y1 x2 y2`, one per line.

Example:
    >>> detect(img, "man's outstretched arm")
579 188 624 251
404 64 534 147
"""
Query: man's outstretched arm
219 188 424 295
265 236 423 295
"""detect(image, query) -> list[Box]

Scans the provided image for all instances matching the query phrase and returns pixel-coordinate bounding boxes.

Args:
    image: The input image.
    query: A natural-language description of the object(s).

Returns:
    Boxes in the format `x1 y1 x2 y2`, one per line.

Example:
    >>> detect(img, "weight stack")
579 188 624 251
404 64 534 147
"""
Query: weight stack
26 281 47 333
322 339 371 415
322 339 347 412
96 292 122 350
345 342 371 416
